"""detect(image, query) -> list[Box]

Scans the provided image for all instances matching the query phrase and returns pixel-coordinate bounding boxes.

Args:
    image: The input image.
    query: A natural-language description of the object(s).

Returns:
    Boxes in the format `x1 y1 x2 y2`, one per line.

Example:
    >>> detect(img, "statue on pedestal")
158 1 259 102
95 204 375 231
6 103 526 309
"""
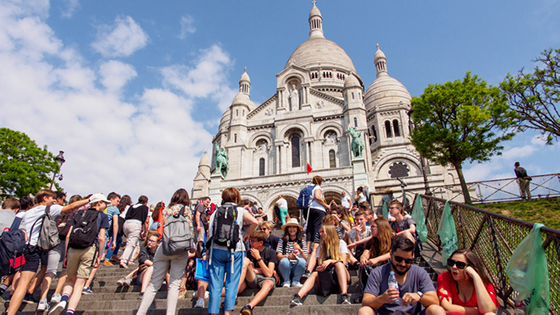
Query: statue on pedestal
347 127 364 158
214 143 229 178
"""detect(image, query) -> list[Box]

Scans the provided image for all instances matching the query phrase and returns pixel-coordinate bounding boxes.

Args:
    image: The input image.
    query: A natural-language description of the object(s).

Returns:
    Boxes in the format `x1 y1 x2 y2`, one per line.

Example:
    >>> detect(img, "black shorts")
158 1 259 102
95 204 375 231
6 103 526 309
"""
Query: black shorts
21 246 41 273
40 250 49 266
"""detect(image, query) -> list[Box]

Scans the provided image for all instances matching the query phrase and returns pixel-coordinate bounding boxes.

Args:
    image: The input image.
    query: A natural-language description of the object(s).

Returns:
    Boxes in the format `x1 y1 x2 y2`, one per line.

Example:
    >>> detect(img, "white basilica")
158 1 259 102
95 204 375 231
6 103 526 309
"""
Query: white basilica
191 3 459 217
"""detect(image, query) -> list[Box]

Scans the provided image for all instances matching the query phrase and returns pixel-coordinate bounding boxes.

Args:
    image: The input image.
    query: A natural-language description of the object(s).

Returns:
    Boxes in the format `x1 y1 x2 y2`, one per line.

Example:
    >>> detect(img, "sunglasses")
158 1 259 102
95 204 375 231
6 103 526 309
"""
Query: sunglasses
393 255 414 264
447 258 468 269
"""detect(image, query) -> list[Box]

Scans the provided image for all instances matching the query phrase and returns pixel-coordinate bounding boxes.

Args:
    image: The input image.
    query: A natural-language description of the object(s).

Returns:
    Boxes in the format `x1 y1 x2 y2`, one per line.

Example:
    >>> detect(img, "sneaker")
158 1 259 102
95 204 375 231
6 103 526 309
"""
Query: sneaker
50 293 61 304
37 298 49 312
291 282 303 288
301 270 311 280
4 295 10 309
23 292 37 304
110 255 119 263
290 294 303 306
282 282 290 288
123 277 133 287
341 294 351 305
117 277 127 287
103 260 113 266
49 300 67 315
82 287 94 295
194 297 204 308
240 304 253 315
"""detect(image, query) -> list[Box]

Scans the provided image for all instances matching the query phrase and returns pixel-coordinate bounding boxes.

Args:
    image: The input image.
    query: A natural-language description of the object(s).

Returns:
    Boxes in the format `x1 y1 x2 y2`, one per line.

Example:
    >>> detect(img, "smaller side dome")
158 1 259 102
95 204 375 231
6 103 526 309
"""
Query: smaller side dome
239 67 251 95
344 74 361 89
374 44 386 64
199 151 210 167
309 3 322 19
374 44 388 78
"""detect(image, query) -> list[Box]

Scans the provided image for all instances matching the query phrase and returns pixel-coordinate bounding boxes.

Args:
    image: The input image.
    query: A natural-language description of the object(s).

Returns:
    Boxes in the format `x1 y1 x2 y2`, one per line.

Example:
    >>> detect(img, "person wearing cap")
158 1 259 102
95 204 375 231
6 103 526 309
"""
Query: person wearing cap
6 189 89 315
50 193 110 315
276 218 308 288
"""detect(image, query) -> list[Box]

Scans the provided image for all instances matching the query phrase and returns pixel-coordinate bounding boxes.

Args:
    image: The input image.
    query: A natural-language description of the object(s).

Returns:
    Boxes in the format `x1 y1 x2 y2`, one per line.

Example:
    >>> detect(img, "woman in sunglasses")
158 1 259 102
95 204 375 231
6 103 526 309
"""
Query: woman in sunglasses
437 249 498 315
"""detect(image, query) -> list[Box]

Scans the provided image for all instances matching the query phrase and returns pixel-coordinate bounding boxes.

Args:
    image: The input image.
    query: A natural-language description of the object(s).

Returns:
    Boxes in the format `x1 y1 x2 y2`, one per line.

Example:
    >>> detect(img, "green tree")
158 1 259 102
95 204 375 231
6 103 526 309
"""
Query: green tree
0 128 59 198
410 72 517 204
501 48 560 144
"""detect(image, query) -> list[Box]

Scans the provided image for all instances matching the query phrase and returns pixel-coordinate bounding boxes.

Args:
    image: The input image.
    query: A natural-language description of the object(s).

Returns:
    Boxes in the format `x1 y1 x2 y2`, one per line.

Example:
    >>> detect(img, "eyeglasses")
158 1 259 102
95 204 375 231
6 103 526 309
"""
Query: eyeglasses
393 255 414 264
389 206 400 209
447 258 468 269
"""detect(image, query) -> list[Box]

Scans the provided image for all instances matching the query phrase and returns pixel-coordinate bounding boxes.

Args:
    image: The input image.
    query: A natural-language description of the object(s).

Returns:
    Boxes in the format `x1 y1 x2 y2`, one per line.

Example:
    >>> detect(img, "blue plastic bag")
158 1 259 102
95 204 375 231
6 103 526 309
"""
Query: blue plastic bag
437 201 457 266
506 223 550 314
194 258 210 282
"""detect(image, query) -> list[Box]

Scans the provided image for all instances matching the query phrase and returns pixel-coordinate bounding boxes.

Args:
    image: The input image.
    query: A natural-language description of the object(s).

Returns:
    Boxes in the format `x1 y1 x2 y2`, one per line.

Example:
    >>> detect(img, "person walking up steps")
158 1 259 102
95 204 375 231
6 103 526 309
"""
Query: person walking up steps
120 196 149 268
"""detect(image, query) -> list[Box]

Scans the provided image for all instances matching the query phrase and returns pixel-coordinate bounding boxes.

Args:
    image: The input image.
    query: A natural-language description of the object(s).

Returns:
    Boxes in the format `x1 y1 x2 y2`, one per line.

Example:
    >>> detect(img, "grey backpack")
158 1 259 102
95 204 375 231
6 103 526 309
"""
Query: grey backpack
162 206 194 256
30 206 61 252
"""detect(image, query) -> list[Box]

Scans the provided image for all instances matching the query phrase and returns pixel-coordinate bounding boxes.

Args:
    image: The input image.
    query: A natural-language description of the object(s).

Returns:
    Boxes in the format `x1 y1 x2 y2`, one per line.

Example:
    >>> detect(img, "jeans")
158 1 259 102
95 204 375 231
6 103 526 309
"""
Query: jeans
121 220 142 264
208 249 244 314
278 257 307 285
306 208 326 244
105 234 122 260
279 207 288 225
136 246 189 315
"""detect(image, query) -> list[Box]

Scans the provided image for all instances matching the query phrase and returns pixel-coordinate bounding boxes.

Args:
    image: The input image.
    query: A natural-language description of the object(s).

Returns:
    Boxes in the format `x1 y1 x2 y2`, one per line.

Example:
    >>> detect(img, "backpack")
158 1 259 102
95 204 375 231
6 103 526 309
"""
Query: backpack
207 205 241 272
56 209 78 240
29 206 61 252
68 209 100 249
296 185 316 210
0 217 27 277
162 206 194 256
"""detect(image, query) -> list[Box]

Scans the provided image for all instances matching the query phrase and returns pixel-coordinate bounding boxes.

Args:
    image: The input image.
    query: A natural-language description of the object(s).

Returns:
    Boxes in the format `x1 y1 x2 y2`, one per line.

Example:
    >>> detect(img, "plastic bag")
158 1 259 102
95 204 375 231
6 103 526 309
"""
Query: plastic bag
437 201 457 266
382 200 389 220
506 223 550 314
411 194 428 242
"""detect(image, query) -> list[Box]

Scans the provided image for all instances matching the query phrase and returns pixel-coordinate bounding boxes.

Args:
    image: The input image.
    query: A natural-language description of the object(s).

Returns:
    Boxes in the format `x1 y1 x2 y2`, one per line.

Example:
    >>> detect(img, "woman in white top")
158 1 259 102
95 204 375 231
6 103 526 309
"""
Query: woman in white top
306 175 330 254
355 186 367 205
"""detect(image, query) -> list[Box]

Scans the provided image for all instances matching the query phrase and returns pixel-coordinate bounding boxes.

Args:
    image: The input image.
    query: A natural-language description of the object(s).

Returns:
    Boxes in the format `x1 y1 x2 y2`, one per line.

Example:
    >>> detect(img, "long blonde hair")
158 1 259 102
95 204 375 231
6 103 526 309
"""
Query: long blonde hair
318 224 342 264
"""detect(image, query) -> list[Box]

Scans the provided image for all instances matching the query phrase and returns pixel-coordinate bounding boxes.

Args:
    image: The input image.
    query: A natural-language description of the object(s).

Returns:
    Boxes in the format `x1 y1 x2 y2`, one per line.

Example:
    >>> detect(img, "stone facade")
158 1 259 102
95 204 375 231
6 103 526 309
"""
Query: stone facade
191 3 460 218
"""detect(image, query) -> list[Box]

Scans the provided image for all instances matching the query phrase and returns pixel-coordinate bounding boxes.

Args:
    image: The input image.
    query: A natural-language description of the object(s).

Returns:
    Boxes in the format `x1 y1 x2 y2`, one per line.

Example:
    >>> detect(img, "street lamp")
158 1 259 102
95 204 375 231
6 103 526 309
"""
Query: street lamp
50 151 66 190
407 108 431 195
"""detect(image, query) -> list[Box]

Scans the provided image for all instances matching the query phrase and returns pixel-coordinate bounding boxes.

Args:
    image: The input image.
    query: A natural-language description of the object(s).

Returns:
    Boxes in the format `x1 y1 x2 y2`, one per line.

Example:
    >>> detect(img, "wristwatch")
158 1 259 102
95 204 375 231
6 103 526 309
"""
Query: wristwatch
416 291 424 298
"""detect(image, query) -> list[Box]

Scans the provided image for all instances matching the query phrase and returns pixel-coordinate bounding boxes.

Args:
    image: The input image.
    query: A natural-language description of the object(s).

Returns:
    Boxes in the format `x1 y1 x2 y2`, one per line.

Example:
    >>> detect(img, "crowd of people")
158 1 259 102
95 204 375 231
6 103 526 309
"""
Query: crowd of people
0 175 499 315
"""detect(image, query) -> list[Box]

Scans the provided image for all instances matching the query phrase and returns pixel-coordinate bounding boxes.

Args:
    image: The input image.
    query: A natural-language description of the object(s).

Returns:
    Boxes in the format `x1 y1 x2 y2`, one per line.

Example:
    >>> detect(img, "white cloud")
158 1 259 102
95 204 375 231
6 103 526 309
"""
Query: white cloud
91 15 149 58
161 45 237 111
60 0 79 18
99 60 137 93
0 2 232 203
179 15 196 39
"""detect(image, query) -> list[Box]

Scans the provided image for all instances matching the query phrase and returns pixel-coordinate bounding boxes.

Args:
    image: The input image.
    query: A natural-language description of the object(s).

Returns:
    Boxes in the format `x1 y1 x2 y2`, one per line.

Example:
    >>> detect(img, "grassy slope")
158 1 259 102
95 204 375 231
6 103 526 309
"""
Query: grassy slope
477 198 560 231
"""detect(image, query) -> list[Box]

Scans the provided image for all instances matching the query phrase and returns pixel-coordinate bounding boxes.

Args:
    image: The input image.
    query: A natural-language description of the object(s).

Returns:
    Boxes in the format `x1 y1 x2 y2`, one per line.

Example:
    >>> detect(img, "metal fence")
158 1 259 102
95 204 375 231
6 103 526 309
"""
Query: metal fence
417 194 560 314
428 173 560 204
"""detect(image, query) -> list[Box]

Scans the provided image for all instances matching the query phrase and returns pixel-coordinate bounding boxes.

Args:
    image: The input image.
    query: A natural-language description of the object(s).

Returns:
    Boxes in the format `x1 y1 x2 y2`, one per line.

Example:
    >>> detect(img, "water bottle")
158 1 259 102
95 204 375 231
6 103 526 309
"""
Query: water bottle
388 271 398 291
293 242 299 255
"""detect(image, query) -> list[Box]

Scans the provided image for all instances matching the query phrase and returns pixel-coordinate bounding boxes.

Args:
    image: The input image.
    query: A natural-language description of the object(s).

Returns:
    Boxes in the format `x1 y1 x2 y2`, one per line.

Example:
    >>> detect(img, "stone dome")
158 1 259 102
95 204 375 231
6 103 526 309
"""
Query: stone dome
198 151 210 167
285 38 357 73
344 73 361 89
364 76 411 111
219 108 230 131
232 92 256 109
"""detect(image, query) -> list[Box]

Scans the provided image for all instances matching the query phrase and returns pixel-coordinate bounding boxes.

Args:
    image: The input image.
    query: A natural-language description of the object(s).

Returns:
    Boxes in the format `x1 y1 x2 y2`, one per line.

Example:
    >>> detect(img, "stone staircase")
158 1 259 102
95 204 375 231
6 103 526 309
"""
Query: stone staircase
0 257 440 314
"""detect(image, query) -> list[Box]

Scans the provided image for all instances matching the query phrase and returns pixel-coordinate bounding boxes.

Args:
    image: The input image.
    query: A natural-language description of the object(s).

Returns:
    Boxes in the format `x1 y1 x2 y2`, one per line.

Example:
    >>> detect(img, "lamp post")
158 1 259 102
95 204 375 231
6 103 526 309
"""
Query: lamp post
407 108 431 195
50 151 65 190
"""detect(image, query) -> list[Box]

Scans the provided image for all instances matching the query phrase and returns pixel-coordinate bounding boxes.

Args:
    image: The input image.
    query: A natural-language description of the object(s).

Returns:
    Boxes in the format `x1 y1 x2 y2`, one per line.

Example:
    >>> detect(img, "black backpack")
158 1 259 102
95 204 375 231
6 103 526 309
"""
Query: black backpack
68 209 100 249
207 205 240 272
0 217 27 277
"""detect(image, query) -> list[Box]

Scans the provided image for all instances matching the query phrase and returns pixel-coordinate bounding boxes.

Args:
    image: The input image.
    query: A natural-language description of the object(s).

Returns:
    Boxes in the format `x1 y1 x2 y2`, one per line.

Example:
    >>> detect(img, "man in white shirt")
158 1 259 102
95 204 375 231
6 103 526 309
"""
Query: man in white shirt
340 192 351 210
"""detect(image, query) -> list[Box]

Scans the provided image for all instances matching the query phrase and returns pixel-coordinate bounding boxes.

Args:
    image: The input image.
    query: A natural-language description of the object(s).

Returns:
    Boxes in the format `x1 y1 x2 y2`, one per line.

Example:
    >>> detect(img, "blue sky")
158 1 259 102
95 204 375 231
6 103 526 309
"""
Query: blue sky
1 0 559 203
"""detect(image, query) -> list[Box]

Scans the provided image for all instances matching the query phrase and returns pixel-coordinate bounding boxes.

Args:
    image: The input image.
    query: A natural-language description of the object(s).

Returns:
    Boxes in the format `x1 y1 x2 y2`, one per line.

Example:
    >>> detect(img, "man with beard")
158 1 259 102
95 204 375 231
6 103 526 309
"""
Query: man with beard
358 236 444 315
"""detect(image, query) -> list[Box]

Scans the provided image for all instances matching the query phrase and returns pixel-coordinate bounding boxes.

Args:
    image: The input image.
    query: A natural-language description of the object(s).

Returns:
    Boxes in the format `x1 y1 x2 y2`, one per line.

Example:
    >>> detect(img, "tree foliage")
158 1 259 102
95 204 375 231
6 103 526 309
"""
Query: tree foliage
410 72 517 204
501 48 560 144
0 128 59 198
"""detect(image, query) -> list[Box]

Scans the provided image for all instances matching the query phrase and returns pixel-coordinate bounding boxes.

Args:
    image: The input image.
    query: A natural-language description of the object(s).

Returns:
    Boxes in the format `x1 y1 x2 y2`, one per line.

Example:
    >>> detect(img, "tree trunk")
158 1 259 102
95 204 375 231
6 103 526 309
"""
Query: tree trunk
453 162 472 205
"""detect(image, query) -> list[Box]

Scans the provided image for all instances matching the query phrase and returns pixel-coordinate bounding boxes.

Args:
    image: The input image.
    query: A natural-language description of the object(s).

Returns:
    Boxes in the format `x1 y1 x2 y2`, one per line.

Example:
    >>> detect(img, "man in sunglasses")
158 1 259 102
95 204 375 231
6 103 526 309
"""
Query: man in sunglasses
358 236 444 315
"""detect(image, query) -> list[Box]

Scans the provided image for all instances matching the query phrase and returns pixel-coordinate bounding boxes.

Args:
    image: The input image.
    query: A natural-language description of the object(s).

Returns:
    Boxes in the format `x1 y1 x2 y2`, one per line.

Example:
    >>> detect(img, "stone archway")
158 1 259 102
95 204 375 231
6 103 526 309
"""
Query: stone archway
268 195 299 226
324 191 342 207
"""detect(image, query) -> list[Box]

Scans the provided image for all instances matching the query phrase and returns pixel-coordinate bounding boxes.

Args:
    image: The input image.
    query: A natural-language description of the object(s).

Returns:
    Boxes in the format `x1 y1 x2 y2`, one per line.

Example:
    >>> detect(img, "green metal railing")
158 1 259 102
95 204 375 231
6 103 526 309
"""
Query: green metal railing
416 194 560 314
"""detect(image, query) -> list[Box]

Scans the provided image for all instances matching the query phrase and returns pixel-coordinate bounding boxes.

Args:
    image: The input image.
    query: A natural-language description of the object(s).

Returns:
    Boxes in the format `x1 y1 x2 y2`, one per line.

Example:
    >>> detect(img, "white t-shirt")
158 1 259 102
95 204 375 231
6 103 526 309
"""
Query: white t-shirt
22 204 64 246
316 239 349 258
310 185 326 212
341 195 351 208
357 193 367 204
277 198 288 209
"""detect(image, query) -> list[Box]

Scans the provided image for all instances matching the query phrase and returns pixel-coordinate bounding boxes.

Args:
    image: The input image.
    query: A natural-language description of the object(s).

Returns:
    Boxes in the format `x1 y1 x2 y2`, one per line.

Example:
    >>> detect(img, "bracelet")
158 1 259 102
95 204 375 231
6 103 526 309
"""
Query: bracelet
256 258 262 262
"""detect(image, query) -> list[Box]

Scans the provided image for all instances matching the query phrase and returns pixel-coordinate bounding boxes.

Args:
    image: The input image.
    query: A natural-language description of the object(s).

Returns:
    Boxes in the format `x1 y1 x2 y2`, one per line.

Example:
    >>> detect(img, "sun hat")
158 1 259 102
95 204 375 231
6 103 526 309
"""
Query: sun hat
282 218 303 231
89 193 110 204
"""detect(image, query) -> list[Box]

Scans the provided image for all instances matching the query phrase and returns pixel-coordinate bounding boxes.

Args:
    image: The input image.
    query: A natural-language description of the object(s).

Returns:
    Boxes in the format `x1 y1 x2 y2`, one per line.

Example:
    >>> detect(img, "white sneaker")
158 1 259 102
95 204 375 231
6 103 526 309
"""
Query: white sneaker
282 282 290 288
292 282 303 288
37 299 49 312
204 291 209 299
194 297 204 308
50 293 61 304
49 300 66 315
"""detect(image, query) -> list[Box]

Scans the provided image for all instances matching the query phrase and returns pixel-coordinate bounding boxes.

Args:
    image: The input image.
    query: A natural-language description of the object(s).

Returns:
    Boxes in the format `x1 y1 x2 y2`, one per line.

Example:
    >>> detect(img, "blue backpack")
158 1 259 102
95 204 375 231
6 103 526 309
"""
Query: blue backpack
296 185 316 210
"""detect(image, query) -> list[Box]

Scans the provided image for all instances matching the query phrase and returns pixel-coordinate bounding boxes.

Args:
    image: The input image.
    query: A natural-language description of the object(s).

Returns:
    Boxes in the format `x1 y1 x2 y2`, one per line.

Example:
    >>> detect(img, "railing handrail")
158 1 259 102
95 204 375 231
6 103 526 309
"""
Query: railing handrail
418 193 560 236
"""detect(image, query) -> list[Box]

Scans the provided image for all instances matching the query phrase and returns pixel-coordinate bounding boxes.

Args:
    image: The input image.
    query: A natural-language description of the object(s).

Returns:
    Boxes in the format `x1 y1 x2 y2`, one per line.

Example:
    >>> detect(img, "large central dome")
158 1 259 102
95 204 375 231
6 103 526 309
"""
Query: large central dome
284 2 356 73
285 38 357 73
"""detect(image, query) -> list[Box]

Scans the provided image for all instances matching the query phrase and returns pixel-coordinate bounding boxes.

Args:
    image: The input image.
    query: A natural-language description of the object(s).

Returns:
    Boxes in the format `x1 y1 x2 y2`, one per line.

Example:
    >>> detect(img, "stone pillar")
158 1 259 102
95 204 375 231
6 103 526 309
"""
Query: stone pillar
208 172 224 206
352 157 369 193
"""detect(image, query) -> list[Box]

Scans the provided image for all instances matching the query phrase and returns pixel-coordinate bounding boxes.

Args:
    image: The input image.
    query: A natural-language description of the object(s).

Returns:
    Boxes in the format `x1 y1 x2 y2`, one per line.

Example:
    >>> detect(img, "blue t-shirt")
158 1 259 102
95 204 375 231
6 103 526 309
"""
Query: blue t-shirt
364 263 435 315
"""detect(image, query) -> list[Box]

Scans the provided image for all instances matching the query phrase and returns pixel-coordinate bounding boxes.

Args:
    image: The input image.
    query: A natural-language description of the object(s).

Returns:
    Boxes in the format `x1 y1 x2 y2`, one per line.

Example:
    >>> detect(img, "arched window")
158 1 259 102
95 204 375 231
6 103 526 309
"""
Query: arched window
236 109 238 116
371 125 378 142
329 150 336 168
234 134 237 143
354 117 358 127
291 136 300 167
385 121 393 138
393 120 400 137
351 92 355 99
259 158 265 176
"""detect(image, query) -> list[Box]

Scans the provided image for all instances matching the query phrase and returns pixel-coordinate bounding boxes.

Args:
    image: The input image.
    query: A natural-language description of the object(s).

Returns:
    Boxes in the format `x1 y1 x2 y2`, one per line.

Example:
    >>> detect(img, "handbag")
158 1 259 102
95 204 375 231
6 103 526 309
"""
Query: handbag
316 263 340 296
194 258 210 282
